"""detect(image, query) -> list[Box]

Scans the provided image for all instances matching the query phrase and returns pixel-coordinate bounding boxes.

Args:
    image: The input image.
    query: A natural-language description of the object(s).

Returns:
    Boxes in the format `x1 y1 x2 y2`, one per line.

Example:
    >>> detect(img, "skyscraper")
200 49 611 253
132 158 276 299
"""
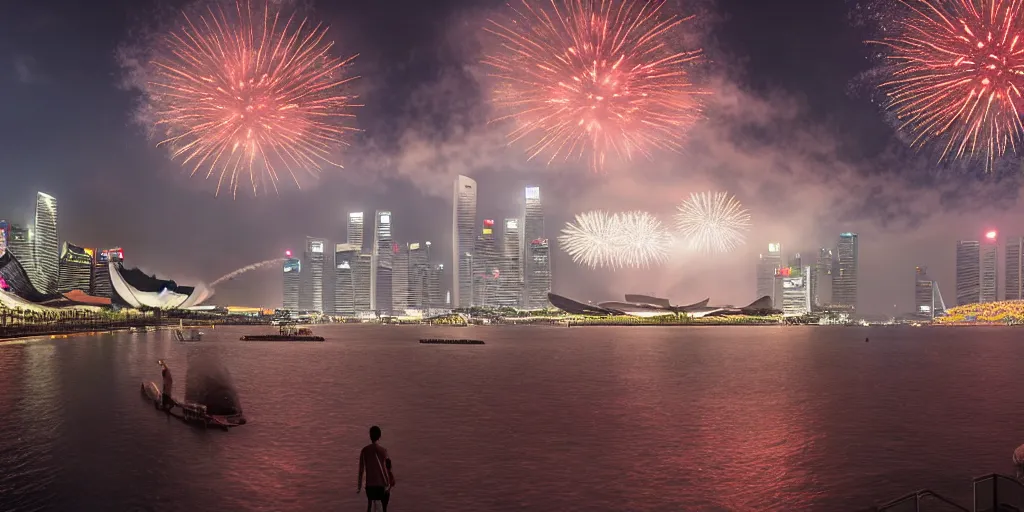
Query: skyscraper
34 192 59 294
347 212 364 250
526 239 551 309
756 243 782 306
956 240 981 306
371 211 393 312
780 266 811 316
353 253 373 314
814 248 833 308
473 220 500 307
7 224 33 285
522 186 549 309
1007 236 1024 300
427 263 444 311
282 252 301 310
833 233 859 310
915 266 947 319
408 242 431 310
497 218 523 308
453 176 477 308
301 237 326 311
334 243 360 316
981 231 998 303
58 243 93 294
392 244 410 313
0 220 8 257
92 247 122 298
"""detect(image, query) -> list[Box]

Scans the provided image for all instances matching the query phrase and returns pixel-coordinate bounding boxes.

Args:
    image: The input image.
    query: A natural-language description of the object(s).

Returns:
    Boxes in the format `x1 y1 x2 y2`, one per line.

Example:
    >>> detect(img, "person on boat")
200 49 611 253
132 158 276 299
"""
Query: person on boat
158 360 174 410
357 425 394 511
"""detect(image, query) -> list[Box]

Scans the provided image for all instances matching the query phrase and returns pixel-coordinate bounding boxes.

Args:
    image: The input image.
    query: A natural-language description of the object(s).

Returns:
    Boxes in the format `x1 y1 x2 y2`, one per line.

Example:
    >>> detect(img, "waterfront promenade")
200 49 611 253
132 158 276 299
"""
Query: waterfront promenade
0 309 269 341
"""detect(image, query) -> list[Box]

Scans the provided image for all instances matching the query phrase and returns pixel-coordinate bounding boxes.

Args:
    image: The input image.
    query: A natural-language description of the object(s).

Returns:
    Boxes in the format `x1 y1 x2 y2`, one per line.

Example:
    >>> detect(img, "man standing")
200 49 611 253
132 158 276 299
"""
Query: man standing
357 425 394 512
158 360 174 411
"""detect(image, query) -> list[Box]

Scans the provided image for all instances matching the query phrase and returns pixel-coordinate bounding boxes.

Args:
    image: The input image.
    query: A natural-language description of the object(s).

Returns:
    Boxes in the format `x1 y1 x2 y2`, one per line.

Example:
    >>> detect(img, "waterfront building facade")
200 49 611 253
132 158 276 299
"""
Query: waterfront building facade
7 224 33 287
353 253 373 314
815 248 833 308
1006 236 1024 300
956 240 981 306
914 266 947 319
473 220 500 307
756 243 782 306
525 239 551 309
282 255 301 311
497 218 523 308
58 242 93 294
833 233 858 310
453 176 477 308
92 247 123 299
371 210 393 311
334 243 360 316
34 192 59 294
780 265 811 316
981 233 998 303
302 237 326 311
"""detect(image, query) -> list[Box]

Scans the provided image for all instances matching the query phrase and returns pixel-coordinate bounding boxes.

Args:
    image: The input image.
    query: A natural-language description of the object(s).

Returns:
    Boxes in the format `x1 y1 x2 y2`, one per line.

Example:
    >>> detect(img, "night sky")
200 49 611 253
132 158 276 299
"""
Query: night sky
1 0 1019 314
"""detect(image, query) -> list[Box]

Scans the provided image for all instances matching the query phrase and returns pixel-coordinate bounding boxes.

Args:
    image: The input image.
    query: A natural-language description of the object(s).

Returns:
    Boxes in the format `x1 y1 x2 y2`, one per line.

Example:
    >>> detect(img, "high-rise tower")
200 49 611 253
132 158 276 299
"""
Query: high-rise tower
453 176 477 308
371 211 393 312
7 224 33 286
334 243 360 316
833 233 859 310
58 243 93 294
34 192 58 294
981 231 998 303
498 218 523 308
756 243 782 306
473 220 499 307
282 251 301 310
522 186 549 308
347 212 365 250
956 240 981 306
302 237 326 311
1007 236 1024 300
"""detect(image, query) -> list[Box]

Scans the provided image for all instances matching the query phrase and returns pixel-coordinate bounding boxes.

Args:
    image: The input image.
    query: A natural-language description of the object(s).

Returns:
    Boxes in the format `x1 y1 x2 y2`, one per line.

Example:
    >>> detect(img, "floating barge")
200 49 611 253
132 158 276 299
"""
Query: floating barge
419 338 485 345
241 324 324 342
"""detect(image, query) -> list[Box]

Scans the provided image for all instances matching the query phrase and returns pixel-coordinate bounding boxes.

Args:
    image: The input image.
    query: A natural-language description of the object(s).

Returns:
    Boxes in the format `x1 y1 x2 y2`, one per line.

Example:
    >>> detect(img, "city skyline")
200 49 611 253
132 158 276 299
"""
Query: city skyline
7 0 1024 314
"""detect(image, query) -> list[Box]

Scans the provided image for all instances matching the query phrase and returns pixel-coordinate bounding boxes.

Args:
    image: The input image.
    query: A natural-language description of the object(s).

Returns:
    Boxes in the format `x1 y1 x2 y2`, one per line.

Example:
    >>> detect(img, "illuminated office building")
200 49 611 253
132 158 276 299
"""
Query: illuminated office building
352 253 373 314
779 266 811 316
7 224 33 286
58 242 93 294
1007 236 1024 301
301 237 326 311
453 176 477 308
981 232 998 303
371 211 393 312
497 218 523 308
334 243 360 316
34 192 59 294
915 266 947 320
756 243 782 307
92 247 123 298
833 233 859 310
526 239 551 309
956 240 981 306
348 212 364 250
473 220 500 307
282 253 300 311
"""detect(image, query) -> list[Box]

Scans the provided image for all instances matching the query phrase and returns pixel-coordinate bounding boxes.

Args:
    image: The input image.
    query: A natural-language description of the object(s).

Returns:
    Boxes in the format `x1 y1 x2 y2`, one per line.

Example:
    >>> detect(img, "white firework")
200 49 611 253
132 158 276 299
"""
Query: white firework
559 211 619 269
613 211 672 268
559 210 671 269
674 191 751 254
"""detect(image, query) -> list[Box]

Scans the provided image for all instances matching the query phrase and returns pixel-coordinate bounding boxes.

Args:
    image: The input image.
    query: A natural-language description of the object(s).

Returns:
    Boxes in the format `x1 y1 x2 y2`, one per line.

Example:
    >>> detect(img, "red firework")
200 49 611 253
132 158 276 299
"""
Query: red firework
147 0 360 197
483 0 706 171
873 0 1024 168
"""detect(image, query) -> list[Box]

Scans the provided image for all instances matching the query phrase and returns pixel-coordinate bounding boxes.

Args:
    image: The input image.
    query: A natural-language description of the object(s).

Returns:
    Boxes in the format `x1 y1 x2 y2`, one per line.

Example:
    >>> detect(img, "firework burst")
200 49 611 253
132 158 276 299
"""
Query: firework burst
674 191 751 254
559 210 671 269
484 0 706 171
144 0 360 197
871 0 1024 168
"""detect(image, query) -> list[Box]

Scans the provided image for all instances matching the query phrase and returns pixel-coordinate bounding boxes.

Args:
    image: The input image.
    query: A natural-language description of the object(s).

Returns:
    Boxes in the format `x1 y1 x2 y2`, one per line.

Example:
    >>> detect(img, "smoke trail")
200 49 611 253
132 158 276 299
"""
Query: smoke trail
210 258 286 287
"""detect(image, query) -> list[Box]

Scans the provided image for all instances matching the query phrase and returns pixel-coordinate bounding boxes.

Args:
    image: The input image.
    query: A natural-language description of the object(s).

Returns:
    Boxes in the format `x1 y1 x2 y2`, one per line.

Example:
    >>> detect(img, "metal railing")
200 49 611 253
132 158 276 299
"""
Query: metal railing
876 489 971 512
974 474 1024 512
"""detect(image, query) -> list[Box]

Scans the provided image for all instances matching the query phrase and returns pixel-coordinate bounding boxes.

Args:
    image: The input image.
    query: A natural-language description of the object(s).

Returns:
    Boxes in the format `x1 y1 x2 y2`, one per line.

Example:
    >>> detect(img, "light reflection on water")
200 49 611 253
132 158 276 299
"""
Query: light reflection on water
1 325 1023 511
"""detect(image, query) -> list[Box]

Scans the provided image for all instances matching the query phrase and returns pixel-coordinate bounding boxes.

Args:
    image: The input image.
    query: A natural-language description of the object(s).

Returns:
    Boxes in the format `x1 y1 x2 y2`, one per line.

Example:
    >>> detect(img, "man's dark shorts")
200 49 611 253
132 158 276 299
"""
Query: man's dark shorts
365 486 390 505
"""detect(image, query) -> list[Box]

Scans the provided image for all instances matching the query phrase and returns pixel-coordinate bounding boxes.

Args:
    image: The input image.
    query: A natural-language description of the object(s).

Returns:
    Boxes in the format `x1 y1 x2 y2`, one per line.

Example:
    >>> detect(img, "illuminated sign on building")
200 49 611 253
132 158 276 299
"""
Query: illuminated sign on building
484 219 494 227
310 241 324 253
349 212 363 219
768 243 781 253
283 259 301 273
525 187 540 200
409 243 420 251
380 214 391 224
506 219 518 229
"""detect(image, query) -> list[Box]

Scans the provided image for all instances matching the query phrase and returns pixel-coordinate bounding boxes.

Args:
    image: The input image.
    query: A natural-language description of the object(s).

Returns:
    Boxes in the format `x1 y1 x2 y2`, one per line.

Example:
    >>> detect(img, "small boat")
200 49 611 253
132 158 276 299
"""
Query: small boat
419 338 485 345
241 323 324 342
140 381 246 429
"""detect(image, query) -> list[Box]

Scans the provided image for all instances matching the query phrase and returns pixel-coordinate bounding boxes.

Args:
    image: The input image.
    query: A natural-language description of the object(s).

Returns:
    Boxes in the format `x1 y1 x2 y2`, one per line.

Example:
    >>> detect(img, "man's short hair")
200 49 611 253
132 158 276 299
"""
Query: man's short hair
370 425 382 442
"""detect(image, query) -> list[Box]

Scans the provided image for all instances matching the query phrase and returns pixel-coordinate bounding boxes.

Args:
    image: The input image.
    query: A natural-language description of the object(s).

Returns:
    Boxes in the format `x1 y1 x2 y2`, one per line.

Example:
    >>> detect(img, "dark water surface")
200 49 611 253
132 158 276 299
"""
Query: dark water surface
2 325 1023 511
